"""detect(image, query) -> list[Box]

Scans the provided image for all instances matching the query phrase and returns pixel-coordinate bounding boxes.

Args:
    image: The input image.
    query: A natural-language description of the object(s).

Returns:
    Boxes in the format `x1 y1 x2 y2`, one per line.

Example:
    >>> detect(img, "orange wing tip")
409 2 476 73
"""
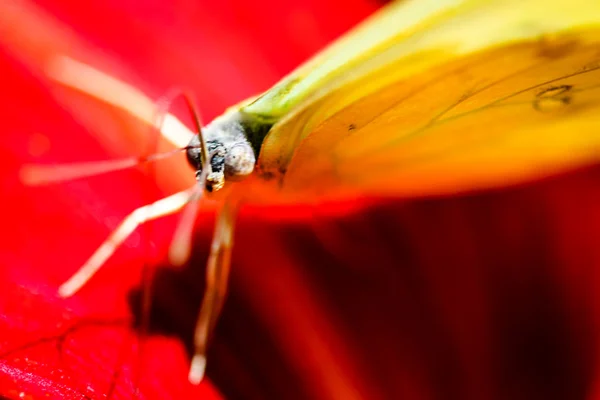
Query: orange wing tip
188 354 207 385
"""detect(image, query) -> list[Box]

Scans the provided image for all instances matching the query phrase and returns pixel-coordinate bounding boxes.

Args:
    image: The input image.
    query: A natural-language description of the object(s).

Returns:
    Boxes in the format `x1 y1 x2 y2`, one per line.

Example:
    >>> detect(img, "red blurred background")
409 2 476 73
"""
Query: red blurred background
1 1 600 399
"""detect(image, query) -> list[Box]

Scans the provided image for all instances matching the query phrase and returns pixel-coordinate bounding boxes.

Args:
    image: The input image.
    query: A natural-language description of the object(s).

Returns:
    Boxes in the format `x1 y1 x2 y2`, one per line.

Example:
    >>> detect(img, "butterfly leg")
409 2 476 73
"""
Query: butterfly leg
59 189 193 297
189 201 239 384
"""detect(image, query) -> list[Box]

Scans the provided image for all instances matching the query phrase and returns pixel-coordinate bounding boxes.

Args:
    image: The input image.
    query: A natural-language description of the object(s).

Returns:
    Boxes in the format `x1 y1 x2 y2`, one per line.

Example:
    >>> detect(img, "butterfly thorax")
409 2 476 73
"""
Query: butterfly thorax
186 110 273 192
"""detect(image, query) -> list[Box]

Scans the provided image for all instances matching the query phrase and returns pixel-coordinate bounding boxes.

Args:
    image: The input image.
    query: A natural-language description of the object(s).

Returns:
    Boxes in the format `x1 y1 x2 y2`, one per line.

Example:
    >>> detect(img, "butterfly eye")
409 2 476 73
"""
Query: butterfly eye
186 117 257 191
225 143 255 179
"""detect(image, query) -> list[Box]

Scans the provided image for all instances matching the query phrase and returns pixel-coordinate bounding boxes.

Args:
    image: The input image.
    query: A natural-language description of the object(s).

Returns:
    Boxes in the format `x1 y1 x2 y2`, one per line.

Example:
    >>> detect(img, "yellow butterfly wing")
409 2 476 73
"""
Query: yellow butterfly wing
239 0 600 201
240 0 466 119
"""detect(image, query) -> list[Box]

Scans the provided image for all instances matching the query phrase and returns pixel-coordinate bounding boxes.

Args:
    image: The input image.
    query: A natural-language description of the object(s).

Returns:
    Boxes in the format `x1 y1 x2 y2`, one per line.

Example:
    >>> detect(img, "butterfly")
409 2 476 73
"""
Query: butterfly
10 0 600 388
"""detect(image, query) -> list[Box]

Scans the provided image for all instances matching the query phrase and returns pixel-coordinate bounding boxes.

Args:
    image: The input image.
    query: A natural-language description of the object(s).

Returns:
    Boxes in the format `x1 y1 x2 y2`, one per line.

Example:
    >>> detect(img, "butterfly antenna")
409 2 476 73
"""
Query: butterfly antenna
149 89 220 385
155 89 211 267
56 88 208 300
133 88 209 396
56 89 203 301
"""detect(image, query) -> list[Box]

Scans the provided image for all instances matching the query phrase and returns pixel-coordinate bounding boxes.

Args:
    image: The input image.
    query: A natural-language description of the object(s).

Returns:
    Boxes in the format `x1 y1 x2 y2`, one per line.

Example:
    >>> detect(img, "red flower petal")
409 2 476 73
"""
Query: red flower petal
2 1 600 400
0 0 378 398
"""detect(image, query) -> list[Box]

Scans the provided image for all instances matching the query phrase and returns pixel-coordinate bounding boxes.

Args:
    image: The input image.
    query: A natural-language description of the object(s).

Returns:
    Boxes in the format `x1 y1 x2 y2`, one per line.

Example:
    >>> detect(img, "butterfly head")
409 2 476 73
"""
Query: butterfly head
186 113 256 192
